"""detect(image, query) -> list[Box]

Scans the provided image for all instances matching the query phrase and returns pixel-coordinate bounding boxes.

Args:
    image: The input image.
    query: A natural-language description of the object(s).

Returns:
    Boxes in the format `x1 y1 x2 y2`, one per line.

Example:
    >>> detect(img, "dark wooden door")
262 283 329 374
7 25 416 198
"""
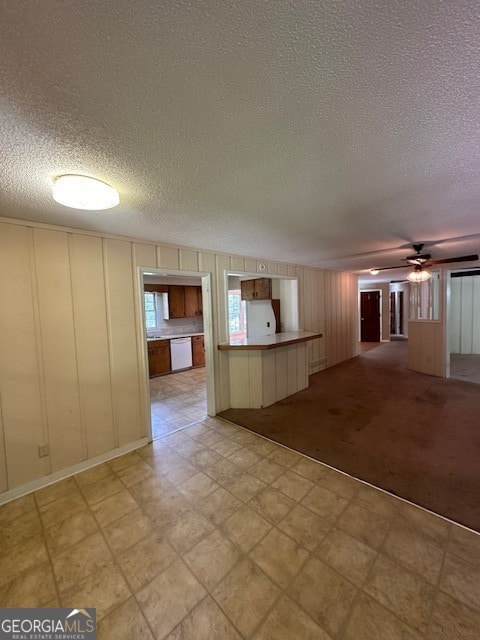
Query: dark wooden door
398 291 404 334
168 286 185 318
184 286 199 317
390 292 396 334
360 291 380 341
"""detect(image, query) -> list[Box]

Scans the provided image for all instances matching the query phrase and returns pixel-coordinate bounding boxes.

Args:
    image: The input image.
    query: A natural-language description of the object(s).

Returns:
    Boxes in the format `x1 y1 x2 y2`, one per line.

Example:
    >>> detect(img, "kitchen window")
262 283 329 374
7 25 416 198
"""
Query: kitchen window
228 290 247 340
144 292 159 331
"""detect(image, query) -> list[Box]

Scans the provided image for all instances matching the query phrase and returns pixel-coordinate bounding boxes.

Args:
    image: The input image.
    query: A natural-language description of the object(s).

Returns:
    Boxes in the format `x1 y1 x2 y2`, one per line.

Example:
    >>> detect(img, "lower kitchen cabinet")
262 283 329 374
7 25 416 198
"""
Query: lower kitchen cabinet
148 339 171 377
192 335 205 367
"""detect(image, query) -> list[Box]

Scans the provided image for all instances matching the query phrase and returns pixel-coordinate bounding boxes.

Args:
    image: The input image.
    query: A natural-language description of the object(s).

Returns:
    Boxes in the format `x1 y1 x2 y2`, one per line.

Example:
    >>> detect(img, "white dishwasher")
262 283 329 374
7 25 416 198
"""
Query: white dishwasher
170 337 193 371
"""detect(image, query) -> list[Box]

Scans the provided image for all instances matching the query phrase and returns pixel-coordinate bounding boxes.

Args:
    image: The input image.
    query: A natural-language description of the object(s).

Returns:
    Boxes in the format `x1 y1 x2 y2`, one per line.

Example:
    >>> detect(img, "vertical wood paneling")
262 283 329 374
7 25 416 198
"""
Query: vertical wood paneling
133 243 156 269
275 347 288 401
249 353 264 408
70 234 115 457
277 263 287 276
473 277 480 352
286 346 298 396
103 239 142 446
0 401 7 492
215 255 231 409
262 351 276 407
179 249 198 271
230 257 245 271
297 343 308 389
267 262 278 275
287 265 296 277
460 278 474 353
33 229 83 471
0 224 47 488
158 245 180 269
244 258 256 272
229 352 250 408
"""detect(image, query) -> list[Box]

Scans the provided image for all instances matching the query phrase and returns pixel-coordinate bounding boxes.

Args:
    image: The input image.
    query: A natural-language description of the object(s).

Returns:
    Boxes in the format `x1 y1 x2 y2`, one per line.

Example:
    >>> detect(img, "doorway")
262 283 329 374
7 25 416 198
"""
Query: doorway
390 290 404 335
360 291 380 342
139 268 214 441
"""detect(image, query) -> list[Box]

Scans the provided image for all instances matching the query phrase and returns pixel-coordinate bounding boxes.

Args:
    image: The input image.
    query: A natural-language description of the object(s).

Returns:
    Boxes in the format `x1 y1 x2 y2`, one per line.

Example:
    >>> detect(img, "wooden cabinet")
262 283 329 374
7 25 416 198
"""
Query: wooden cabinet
164 285 202 318
192 334 205 367
240 278 272 301
148 339 171 377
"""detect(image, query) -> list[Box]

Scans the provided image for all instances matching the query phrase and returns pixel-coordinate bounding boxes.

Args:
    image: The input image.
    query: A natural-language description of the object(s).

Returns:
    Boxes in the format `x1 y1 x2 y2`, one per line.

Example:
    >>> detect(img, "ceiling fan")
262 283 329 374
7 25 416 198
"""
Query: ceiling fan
370 244 479 282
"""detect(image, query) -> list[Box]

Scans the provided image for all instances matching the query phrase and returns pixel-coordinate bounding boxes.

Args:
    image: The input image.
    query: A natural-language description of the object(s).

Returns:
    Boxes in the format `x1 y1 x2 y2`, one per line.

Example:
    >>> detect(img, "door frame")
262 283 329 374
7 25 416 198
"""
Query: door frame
136 267 215 443
358 288 382 342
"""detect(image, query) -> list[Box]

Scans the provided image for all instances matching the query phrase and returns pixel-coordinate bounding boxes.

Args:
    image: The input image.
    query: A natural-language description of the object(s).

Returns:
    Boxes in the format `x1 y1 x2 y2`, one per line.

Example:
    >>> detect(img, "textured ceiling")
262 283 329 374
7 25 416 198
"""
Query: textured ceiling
1 0 480 282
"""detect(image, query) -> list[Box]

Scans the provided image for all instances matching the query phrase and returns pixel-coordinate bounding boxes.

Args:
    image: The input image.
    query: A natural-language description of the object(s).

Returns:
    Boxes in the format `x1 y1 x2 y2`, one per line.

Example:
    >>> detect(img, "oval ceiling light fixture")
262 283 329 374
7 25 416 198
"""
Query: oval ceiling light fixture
52 174 120 210
369 269 379 275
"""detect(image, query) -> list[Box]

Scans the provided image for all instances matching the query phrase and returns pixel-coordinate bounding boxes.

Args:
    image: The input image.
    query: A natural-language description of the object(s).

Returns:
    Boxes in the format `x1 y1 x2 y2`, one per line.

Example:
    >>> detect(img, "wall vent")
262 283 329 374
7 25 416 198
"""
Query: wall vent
309 356 327 375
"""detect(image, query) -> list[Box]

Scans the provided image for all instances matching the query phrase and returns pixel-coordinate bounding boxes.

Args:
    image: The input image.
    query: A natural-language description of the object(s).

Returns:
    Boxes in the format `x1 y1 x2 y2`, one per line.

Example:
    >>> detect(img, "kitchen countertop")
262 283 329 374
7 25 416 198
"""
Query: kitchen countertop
147 332 204 341
218 330 322 351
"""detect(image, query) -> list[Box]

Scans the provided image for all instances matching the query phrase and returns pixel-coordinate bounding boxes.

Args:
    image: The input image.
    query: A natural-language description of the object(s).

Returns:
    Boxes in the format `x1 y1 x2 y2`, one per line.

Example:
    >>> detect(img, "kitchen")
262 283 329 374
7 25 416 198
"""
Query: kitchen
143 274 207 439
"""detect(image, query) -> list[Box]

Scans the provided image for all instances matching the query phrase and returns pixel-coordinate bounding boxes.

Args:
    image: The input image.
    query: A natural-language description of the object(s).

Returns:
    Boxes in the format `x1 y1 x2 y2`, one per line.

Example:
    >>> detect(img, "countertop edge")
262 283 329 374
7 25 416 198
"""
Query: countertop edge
218 332 322 351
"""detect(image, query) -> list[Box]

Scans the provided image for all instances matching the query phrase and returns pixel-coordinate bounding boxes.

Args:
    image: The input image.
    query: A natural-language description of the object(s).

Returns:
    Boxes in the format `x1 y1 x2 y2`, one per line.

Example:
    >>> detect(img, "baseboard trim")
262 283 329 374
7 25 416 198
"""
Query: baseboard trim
0 437 149 506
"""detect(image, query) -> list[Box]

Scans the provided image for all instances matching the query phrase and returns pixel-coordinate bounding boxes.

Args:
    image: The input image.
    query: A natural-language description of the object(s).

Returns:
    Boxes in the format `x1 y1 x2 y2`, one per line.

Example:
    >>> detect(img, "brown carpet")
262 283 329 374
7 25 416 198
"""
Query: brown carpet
220 341 480 532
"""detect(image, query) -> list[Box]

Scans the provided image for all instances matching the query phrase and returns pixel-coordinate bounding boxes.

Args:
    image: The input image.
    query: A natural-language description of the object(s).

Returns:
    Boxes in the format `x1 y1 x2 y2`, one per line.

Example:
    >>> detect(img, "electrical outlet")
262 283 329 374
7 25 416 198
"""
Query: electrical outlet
267 322 270 327
38 443 50 458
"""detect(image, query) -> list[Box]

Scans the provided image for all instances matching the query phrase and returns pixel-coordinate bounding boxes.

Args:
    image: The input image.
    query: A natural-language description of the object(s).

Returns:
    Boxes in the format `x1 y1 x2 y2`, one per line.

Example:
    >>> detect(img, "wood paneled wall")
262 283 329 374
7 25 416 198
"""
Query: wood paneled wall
0 217 358 495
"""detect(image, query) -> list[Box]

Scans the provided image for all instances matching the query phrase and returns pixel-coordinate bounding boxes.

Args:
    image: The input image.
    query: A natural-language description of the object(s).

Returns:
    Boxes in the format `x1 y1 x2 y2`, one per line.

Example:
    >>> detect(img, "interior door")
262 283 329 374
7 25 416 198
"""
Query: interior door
361 291 380 341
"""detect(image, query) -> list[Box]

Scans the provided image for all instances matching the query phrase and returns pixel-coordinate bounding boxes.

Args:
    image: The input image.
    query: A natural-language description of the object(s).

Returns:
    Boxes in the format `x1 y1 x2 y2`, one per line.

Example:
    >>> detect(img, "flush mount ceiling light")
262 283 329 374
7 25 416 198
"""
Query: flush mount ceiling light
407 266 432 283
52 174 119 210
369 269 379 275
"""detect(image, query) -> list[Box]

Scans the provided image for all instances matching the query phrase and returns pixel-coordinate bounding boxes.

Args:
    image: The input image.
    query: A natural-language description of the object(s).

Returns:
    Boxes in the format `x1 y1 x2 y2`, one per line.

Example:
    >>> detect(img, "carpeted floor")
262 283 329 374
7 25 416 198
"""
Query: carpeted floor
220 341 480 532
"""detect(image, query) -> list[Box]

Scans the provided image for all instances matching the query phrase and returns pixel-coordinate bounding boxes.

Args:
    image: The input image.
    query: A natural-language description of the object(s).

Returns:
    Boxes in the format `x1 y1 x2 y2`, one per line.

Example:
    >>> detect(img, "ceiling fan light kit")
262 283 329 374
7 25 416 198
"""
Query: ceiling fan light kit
407 266 432 283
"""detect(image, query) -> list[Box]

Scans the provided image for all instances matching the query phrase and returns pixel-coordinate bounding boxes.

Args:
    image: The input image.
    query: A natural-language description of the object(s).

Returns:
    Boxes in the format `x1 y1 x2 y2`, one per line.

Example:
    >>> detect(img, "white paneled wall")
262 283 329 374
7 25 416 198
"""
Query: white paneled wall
0 217 358 496
449 276 480 354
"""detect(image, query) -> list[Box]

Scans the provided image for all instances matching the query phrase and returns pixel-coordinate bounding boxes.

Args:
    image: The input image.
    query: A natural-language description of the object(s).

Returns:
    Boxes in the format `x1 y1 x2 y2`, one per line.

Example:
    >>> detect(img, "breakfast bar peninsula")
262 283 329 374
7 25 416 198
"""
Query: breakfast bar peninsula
218 331 322 408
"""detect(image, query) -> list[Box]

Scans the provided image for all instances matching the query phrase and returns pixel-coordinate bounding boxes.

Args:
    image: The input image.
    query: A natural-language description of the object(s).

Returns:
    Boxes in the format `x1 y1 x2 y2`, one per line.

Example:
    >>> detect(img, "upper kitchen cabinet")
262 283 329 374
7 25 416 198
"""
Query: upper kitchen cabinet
241 278 272 301
164 285 203 319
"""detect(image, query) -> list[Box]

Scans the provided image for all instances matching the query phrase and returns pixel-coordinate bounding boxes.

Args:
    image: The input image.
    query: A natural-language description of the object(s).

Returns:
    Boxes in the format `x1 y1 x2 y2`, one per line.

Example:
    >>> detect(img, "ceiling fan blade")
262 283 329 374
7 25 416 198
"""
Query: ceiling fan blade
373 265 406 271
430 254 479 265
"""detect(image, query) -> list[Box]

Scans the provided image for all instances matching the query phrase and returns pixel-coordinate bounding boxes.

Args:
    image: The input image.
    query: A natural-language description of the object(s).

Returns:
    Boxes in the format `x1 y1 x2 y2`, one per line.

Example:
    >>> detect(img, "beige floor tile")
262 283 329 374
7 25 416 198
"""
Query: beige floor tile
354 485 398 518
75 463 113 488
142 488 191 528
316 469 359 500
0 494 36 524
0 534 49 587
248 486 295 525
128 475 174 505
102 508 154 555
447 526 480 567
249 458 286 484
166 595 242 640
107 450 145 473
336 502 391 549
184 529 242 589
396 502 450 545
288 556 357 636
197 487 242 526
183 422 212 438
0 561 57 607
343 592 422 640
250 528 309 589
61 561 131 621
254 594 331 640
116 460 158 487
301 485 348 522
290 457 329 483
364 554 435 632
439 552 480 612
178 471 219 501
52 531 113 593
187 448 222 470
278 504 331 551
34 476 78 507
44 509 99 555
210 438 243 458
38 490 88 527
246 438 278 457
0 509 43 550
162 459 200 485
81 475 125 507
163 508 215 555
271 469 314 501
176 439 207 457
227 447 262 469
227 429 258 447
267 446 301 469
384 523 444 584
191 429 225 447
136 558 206 639
204 458 243 486
224 472 267 502
97 597 155 640
428 591 480 640
117 531 177 592
91 488 139 527
221 505 272 553
315 527 377 587
212 557 281 637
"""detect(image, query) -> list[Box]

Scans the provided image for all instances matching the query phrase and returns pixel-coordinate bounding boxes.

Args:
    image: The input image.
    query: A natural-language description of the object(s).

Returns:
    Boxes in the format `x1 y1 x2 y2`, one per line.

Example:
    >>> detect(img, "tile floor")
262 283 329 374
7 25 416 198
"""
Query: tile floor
1 417 480 639
150 367 207 439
